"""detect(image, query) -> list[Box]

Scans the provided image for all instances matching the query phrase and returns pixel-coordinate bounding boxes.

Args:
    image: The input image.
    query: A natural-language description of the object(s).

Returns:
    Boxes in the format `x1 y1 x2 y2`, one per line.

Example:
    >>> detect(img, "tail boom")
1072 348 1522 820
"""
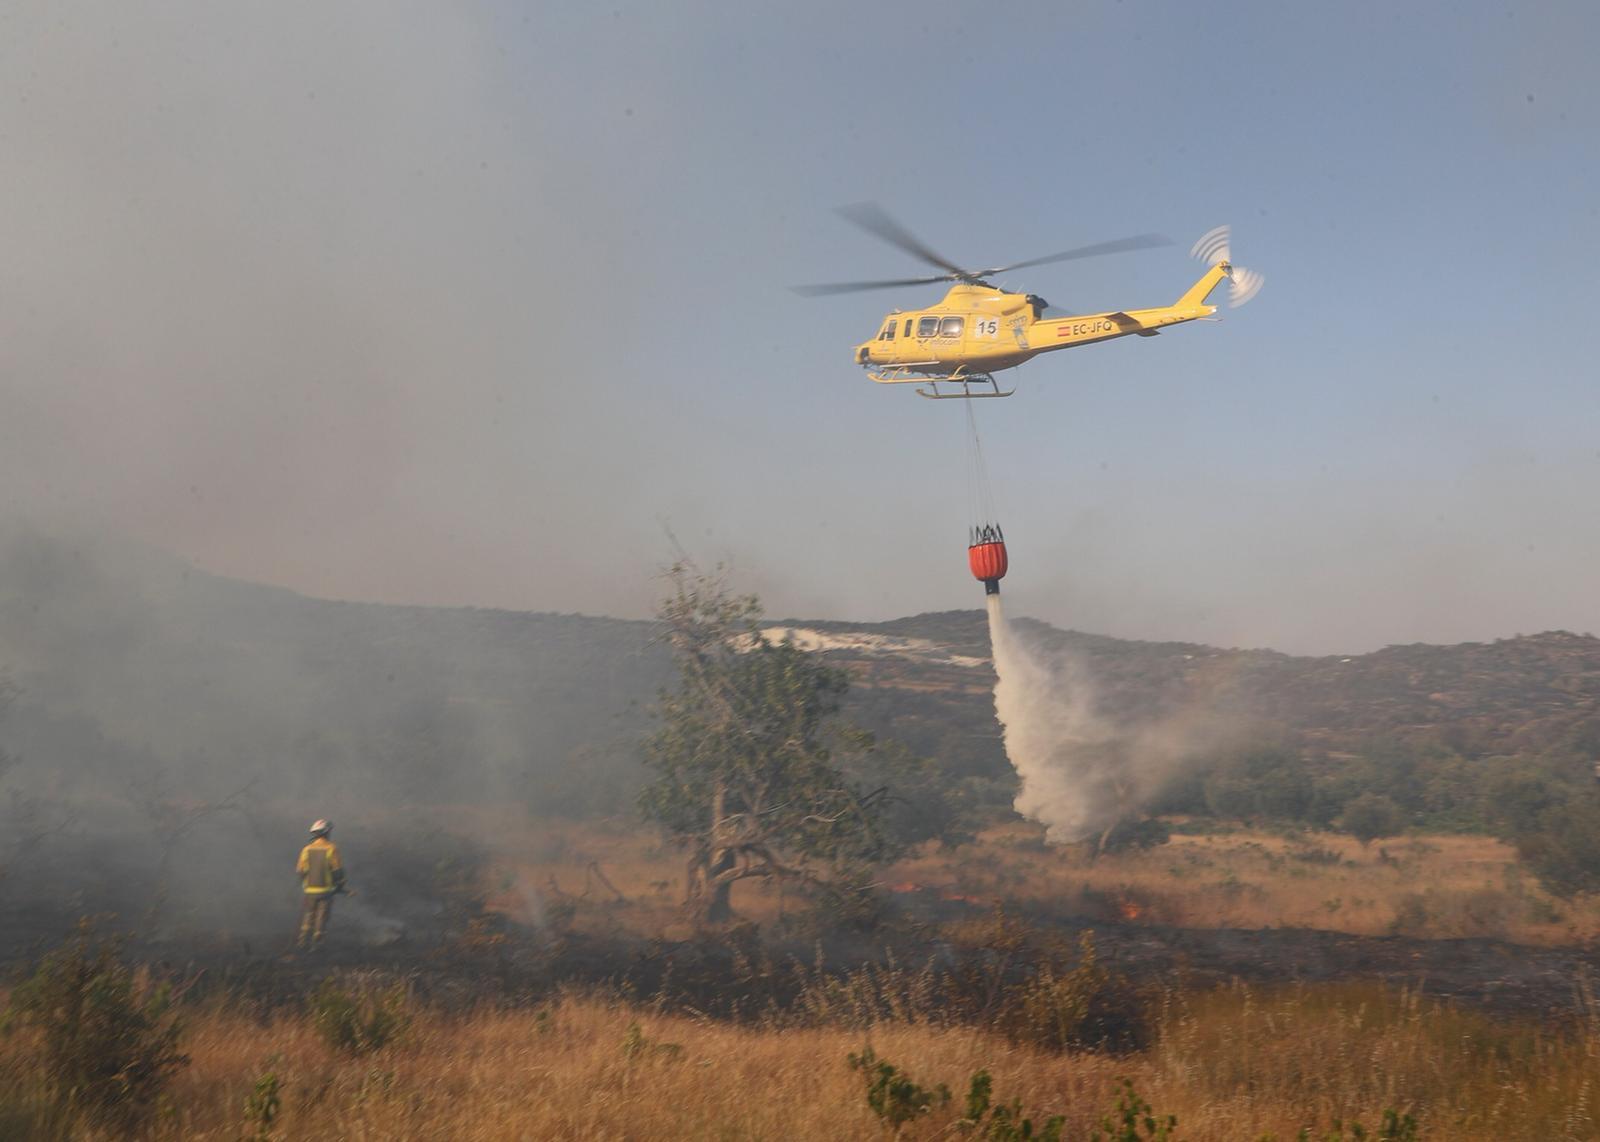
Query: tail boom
1174 261 1229 311
1031 262 1229 352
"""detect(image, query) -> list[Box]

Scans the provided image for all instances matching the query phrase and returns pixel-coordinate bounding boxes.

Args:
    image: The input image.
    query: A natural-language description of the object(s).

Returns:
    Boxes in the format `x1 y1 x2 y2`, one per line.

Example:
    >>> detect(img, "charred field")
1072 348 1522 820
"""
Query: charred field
7 803 1597 1025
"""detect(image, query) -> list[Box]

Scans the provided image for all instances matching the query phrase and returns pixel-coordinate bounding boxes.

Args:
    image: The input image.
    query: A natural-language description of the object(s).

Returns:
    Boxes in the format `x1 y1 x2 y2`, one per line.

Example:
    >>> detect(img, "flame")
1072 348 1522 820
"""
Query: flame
1117 897 1144 921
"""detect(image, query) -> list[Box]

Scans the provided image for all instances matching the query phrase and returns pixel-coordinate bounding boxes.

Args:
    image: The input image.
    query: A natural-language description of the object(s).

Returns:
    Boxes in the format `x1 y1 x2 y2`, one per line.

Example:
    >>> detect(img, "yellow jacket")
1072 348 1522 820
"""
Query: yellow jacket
297 837 345 896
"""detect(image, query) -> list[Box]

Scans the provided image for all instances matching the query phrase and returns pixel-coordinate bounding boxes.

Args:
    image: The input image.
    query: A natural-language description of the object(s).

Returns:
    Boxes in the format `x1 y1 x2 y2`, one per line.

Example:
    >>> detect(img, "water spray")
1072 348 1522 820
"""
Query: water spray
964 405 1121 845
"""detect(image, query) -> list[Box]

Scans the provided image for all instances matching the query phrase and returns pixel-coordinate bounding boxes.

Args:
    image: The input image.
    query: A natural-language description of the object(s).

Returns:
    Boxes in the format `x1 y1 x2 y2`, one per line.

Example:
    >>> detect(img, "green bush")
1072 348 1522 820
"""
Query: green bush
960 1068 1065 1140
846 1047 950 1132
308 978 411 1055
846 1054 1176 1142
2 921 188 1132
1511 799 1600 897
1338 793 1407 847
1276 1107 1420 1141
242 1066 282 1140
1090 1077 1176 1141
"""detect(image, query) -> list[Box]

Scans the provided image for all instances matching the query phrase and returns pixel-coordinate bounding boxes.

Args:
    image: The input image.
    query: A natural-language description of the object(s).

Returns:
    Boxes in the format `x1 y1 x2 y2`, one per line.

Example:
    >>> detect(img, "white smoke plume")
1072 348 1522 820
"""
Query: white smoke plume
986 594 1221 845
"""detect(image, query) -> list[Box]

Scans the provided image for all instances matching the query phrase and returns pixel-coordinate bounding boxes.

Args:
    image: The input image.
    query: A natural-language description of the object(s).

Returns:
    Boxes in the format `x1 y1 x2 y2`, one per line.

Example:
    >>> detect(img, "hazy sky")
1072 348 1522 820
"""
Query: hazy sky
2 1 1597 654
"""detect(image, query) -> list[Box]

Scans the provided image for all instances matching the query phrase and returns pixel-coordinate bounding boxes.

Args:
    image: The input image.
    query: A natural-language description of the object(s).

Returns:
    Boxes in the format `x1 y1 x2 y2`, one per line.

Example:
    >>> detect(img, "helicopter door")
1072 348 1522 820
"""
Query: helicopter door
874 319 900 362
935 316 964 360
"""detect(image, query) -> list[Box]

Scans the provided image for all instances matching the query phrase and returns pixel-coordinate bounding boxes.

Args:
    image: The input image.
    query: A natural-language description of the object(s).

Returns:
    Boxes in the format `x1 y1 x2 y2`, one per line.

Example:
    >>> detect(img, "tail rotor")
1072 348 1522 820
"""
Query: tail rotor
1190 224 1265 308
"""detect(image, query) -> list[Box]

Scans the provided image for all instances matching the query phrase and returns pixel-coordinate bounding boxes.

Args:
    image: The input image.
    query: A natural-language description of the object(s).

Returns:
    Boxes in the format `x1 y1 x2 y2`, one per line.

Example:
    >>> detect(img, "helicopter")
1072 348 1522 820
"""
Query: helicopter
796 205 1263 398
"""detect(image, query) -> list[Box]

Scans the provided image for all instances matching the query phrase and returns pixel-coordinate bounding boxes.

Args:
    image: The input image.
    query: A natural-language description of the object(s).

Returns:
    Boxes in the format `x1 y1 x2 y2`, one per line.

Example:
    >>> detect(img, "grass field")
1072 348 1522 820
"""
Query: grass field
491 816 1600 947
4 981 1594 1140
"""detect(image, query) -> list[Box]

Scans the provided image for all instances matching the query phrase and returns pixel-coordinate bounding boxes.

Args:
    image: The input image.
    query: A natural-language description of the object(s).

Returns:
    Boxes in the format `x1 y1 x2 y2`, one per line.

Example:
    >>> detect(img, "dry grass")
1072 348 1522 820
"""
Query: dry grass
3 983 1594 1139
483 816 1600 947
898 822 1600 945
1152 982 1600 1139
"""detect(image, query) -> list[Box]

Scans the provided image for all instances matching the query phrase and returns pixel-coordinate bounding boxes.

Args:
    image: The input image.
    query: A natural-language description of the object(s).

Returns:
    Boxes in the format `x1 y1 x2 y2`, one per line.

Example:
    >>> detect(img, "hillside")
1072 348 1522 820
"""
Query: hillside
763 614 1600 815
3 531 1599 820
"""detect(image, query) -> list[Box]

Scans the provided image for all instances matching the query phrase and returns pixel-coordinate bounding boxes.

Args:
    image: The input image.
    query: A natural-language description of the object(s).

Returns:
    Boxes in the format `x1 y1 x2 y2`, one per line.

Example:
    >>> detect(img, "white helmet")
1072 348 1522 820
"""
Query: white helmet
309 819 332 837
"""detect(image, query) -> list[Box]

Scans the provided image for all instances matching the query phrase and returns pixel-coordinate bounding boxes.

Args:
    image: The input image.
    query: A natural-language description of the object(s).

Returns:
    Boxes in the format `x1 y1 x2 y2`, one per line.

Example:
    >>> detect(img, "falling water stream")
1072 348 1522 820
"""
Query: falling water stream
986 592 1129 844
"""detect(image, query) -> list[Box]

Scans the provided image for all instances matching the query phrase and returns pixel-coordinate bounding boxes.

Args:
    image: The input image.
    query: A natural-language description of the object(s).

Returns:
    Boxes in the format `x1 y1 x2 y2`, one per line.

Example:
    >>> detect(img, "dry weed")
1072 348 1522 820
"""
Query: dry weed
3 982 1592 1139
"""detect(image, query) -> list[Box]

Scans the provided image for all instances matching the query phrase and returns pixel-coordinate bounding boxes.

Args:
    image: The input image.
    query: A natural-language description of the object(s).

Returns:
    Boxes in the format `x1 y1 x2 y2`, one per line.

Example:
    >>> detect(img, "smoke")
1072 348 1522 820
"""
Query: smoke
986 594 1221 845
0 522 661 952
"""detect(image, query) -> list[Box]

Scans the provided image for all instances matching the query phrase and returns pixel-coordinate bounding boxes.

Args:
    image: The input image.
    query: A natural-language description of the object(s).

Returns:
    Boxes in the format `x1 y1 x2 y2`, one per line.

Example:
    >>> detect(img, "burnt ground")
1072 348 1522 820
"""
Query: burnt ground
4 898 1594 1022
1091 922 1596 1015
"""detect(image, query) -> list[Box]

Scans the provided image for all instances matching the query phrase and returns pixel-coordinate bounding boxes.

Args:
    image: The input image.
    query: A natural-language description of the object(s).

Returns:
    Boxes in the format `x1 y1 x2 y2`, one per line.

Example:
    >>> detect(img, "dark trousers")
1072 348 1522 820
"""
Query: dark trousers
298 894 334 947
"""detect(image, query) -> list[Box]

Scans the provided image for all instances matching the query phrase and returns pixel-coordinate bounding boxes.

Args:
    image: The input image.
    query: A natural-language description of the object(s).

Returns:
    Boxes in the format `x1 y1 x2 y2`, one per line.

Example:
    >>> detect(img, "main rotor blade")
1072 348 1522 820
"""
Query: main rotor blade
835 202 971 278
791 275 951 297
981 233 1174 277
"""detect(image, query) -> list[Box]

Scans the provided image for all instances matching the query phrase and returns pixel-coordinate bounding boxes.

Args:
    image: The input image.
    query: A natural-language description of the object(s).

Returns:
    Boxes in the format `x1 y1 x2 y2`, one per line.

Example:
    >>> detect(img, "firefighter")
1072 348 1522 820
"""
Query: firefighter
296 819 346 949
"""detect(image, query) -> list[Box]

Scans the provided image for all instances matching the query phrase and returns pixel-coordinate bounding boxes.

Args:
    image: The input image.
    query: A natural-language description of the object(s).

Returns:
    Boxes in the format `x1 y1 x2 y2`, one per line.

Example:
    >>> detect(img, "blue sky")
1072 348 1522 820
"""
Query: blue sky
1 1 1596 652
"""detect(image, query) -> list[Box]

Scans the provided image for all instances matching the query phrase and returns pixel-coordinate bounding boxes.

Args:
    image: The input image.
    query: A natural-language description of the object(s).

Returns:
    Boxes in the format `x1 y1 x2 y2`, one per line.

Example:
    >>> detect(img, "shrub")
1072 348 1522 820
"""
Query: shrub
1281 1107 1420 1141
848 1063 1173 1142
1511 800 1600 898
1339 794 1407 847
620 1021 682 1062
1388 893 1430 936
2 921 188 1132
846 1047 950 1132
308 978 411 1055
1098 817 1172 856
242 1066 282 1140
1090 1078 1176 1141
960 1068 1065 1140
1291 846 1343 865
1002 933 1153 1054
810 866 891 933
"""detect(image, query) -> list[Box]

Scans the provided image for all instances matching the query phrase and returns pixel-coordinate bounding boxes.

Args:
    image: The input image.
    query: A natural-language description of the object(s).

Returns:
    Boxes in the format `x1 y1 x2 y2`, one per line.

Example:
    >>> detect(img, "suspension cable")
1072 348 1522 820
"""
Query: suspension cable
965 401 1001 542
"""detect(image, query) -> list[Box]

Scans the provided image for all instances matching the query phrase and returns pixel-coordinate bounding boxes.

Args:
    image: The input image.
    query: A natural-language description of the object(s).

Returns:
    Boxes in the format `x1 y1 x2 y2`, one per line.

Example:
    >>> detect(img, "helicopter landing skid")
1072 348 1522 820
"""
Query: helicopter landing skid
915 374 1014 400
868 365 1014 400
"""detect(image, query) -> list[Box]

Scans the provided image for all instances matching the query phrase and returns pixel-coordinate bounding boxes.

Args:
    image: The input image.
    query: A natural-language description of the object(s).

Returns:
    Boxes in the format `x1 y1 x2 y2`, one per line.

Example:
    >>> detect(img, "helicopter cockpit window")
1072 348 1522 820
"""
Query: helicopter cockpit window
903 319 912 337
879 322 896 341
916 316 940 338
939 316 964 338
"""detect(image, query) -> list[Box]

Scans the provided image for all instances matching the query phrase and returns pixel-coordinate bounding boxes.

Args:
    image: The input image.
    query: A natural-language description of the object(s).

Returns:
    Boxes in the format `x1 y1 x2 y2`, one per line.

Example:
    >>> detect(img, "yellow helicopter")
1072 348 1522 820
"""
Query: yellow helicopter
796 205 1263 398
